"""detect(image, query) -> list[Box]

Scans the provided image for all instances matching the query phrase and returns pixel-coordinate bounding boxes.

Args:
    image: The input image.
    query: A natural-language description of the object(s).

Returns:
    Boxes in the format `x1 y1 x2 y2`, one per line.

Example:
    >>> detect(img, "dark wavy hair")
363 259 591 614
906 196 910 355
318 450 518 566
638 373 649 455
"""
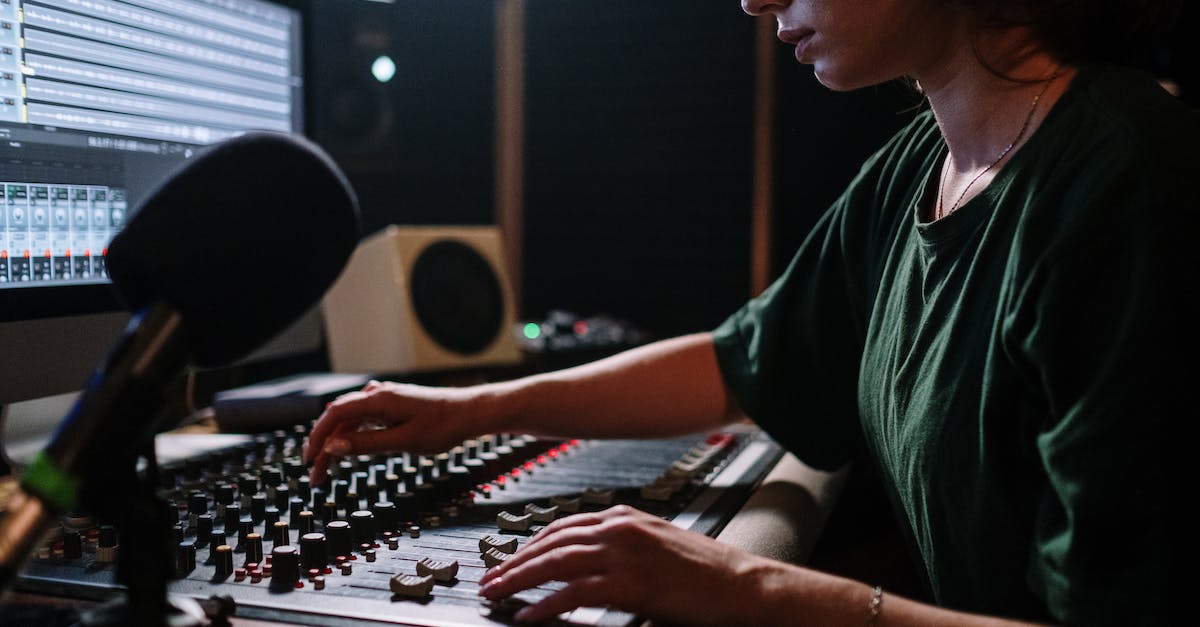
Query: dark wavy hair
953 0 1182 68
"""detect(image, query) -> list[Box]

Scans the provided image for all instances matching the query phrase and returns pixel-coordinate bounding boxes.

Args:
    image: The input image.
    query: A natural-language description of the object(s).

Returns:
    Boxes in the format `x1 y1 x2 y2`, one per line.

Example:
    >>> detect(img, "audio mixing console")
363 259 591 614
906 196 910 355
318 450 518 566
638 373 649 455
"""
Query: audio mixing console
14 423 783 626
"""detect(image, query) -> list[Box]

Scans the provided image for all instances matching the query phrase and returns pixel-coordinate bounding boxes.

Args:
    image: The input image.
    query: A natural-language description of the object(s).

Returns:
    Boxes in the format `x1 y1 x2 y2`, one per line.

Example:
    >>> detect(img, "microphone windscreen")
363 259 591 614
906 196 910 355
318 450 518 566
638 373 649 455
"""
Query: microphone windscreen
106 132 360 367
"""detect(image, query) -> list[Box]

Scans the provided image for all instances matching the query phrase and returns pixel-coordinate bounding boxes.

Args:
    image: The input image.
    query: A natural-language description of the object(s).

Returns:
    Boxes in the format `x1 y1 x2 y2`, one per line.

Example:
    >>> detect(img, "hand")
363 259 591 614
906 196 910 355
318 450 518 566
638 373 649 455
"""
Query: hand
302 380 500 485
477 505 761 626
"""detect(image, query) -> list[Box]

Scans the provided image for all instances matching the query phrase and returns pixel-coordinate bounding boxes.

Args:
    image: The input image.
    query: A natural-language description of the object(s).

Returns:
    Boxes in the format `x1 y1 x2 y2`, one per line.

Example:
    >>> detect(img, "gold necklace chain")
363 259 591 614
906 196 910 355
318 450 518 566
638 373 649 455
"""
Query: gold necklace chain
936 71 1059 220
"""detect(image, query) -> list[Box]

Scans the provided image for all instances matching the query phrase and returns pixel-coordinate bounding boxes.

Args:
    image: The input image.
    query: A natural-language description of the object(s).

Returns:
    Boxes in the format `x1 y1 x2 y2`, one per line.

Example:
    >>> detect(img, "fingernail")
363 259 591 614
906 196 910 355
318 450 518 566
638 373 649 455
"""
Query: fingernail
323 438 350 455
514 606 534 623
477 579 497 598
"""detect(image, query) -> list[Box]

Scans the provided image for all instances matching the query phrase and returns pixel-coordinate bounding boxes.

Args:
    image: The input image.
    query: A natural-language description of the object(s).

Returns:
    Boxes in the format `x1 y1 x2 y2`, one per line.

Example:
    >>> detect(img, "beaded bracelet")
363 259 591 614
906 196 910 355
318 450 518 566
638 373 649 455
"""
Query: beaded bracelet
867 585 883 624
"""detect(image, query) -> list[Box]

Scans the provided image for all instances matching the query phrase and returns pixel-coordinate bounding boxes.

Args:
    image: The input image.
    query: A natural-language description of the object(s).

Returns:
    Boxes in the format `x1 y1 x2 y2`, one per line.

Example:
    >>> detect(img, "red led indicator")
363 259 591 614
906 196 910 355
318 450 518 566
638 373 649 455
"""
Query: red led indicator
44 250 51 258
23 250 30 258
64 249 71 257
1 250 7 259
573 321 589 335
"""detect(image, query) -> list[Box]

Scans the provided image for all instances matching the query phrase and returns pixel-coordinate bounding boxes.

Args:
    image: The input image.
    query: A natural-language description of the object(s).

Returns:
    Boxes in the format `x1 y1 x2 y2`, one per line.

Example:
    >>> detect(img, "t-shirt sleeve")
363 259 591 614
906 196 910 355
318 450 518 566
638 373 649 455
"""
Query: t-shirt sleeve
711 186 881 471
1005 150 1181 625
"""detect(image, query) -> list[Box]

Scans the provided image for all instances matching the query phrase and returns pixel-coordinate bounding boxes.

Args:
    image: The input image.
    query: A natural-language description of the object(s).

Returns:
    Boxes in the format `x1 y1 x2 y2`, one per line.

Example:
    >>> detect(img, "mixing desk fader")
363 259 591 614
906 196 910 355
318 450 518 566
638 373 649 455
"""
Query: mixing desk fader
14 422 783 626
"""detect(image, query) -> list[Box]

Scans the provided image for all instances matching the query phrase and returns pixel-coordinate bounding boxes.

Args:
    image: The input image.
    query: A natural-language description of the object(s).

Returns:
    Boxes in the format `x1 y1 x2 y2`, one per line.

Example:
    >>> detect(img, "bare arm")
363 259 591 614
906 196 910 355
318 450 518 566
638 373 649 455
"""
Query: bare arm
303 332 737 483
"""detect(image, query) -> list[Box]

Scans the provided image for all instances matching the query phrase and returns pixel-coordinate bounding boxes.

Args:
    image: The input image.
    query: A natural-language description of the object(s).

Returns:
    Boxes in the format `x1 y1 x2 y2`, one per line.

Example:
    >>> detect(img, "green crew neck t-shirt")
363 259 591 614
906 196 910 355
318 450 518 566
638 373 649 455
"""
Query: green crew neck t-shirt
713 65 1193 624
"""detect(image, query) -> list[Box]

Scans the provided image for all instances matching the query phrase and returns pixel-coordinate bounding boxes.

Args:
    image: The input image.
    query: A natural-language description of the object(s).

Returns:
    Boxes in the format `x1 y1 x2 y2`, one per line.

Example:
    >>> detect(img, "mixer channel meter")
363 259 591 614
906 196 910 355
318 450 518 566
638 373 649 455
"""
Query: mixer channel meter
16 423 783 626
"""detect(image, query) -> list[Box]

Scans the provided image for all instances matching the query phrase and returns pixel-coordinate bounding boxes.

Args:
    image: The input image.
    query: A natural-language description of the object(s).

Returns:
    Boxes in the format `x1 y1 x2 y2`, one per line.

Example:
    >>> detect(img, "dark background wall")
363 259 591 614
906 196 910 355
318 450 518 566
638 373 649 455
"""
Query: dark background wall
521 1 757 337
306 0 497 236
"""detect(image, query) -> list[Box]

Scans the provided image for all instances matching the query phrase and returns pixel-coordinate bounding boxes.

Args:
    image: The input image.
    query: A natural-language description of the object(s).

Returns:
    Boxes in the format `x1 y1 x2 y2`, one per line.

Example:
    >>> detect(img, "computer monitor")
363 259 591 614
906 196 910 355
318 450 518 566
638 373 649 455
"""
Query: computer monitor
0 0 314 408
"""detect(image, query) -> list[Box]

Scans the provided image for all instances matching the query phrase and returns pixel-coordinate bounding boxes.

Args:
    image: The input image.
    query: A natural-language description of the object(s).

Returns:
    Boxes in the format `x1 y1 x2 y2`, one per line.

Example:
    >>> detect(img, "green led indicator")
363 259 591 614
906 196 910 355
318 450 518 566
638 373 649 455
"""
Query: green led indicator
523 323 541 340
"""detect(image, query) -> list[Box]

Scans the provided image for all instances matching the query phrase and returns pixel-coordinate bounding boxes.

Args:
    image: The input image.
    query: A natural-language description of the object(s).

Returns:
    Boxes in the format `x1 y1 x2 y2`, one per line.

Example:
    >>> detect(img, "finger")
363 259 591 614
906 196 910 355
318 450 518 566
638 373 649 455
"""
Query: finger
304 389 407 461
303 391 370 462
480 513 611 586
511 575 609 624
307 421 359 485
478 545 608 601
520 505 636 550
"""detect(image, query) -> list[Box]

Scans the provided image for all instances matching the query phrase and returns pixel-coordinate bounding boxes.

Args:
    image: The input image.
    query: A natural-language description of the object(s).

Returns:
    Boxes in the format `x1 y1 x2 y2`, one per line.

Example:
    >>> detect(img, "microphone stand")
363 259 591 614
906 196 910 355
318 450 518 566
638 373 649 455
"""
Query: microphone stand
76 438 207 627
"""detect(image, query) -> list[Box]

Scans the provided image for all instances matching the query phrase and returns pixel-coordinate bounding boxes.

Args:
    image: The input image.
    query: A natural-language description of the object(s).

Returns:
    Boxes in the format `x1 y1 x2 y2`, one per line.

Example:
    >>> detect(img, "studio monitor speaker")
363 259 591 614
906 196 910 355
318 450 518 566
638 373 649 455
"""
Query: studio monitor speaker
321 226 521 375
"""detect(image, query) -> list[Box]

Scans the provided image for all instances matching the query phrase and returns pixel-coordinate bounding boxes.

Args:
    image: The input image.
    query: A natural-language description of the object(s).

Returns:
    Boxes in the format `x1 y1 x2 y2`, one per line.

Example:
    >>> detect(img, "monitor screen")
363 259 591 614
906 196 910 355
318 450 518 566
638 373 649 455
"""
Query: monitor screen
0 0 312 406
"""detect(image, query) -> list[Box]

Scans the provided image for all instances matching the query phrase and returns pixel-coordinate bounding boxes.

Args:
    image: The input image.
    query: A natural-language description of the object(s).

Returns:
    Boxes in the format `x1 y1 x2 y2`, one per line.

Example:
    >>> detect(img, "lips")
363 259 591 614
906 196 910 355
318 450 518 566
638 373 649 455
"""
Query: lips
777 27 816 60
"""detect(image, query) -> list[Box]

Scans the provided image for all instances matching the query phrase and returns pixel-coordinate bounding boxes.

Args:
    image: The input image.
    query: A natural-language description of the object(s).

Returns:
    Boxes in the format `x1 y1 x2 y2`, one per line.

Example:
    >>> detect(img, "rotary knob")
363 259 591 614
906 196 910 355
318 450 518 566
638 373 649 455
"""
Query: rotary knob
299 532 328 571
270 545 300 591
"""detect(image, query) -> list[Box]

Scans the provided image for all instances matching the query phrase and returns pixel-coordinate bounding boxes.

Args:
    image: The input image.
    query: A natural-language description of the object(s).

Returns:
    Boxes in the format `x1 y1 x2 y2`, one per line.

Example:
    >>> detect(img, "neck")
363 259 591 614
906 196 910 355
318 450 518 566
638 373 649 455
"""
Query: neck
919 29 1074 166
916 30 1075 219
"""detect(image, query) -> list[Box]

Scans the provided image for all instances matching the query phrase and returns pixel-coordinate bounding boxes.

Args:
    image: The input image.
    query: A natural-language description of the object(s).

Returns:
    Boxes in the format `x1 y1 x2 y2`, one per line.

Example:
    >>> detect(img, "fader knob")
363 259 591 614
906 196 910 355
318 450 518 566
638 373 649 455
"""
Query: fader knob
479 534 518 554
389 573 434 598
269 545 300 591
415 557 459 582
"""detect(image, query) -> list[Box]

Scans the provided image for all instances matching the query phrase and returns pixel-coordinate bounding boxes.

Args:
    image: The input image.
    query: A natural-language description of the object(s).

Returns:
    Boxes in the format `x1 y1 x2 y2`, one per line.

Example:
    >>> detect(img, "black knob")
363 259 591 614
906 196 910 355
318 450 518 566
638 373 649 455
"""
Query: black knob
271 521 290 547
269 545 300 591
371 501 398 535
296 510 315 535
264 506 281 528
273 484 291 510
63 530 82 559
288 496 305 522
188 492 208 516
214 484 235 507
299 532 328 571
237 519 255 551
261 466 284 489
98 525 118 548
238 475 259 500
349 510 376 547
208 530 227 562
221 503 241 529
244 533 263 565
325 520 353 558
251 494 268 523
213 544 234 579
175 541 196 577
196 514 213 544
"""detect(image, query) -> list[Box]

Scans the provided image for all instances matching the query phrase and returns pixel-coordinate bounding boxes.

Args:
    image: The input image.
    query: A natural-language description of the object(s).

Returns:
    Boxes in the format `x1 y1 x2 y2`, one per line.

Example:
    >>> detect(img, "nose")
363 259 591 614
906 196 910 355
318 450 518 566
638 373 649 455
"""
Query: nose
741 0 789 16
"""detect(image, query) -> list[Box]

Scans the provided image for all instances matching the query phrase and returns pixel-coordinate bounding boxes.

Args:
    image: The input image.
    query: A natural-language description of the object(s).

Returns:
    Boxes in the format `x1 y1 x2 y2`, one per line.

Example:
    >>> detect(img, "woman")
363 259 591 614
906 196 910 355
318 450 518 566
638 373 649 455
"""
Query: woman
305 0 1190 624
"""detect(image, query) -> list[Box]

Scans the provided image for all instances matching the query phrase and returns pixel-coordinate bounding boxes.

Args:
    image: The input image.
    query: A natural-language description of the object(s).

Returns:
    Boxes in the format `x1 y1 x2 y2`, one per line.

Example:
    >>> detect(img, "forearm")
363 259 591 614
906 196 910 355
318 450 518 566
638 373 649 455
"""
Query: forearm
475 332 739 440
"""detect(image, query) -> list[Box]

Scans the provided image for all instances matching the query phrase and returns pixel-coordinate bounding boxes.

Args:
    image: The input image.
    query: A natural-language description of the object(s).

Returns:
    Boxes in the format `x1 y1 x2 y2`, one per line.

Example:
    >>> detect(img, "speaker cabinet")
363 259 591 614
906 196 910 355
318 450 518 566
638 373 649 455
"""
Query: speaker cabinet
321 226 520 375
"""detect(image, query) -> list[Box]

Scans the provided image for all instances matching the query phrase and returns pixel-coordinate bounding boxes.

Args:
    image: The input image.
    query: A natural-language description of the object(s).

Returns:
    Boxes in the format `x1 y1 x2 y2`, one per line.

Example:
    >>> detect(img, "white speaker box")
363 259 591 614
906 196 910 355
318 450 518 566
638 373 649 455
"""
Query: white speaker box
321 225 521 375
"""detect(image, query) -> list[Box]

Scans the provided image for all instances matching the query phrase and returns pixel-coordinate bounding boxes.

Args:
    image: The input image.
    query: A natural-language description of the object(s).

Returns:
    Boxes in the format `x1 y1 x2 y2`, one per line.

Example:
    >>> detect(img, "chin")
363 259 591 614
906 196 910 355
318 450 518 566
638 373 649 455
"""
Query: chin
812 62 890 92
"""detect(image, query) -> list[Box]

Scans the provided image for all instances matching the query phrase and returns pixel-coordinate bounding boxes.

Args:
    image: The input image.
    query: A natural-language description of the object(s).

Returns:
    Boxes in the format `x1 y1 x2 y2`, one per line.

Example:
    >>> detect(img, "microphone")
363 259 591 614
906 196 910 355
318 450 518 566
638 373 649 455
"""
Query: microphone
0 131 360 592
